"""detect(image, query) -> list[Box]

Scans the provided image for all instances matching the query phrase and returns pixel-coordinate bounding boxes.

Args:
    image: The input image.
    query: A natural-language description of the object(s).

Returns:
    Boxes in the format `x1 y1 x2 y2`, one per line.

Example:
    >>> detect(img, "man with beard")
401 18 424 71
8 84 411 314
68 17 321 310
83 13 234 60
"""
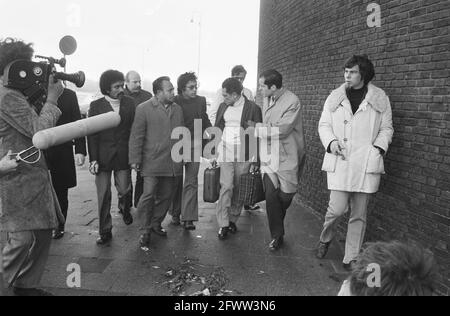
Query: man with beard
124 71 153 208
87 70 135 245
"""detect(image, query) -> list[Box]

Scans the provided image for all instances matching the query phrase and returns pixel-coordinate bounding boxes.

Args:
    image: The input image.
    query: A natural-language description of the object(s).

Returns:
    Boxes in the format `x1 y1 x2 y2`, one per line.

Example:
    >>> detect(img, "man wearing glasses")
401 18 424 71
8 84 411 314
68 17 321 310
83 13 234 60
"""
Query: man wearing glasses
169 72 212 230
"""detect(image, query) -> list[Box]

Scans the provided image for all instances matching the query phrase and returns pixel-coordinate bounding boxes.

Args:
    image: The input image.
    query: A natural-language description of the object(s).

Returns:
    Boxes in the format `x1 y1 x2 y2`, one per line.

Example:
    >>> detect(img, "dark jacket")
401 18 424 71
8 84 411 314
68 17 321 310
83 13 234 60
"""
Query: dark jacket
87 96 135 172
0 86 64 232
214 97 263 162
124 88 153 108
129 97 184 177
46 89 87 189
174 95 212 158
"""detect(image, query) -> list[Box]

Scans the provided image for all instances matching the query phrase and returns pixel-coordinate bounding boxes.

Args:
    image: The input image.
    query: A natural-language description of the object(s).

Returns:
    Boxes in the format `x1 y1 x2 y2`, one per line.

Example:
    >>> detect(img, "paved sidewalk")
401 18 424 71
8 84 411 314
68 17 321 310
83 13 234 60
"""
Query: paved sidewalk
37 163 348 296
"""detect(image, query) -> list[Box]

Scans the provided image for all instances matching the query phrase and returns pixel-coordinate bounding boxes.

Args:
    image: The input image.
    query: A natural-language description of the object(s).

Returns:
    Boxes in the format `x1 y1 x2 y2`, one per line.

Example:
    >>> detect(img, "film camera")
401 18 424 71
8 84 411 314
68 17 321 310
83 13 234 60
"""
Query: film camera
2 36 85 105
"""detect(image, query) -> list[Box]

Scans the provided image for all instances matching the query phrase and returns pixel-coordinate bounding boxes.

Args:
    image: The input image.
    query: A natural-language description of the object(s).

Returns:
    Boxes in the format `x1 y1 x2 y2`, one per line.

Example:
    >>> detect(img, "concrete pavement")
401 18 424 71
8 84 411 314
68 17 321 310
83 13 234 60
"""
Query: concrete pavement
36 163 348 296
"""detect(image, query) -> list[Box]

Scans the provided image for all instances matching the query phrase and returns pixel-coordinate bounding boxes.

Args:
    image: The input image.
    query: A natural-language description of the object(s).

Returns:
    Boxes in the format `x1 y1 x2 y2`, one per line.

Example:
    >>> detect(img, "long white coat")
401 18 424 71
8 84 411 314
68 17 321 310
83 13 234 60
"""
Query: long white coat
318 83 394 194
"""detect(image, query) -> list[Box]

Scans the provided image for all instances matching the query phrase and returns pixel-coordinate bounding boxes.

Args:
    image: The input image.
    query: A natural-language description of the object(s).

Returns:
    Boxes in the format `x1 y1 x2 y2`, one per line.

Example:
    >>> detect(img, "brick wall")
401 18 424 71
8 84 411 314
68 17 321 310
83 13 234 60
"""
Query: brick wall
258 0 450 295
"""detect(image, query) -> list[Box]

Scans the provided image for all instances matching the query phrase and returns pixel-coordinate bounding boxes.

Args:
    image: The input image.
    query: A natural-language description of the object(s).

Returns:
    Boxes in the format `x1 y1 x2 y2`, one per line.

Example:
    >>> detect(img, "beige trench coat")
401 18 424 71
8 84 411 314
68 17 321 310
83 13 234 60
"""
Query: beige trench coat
256 89 307 194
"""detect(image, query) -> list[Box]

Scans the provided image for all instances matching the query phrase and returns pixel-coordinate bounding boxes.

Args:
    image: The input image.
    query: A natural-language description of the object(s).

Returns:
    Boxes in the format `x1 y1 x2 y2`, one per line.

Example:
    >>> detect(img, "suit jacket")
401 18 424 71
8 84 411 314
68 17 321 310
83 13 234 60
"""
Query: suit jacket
87 96 135 172
0 86 64 232
129 97 184 177
46 88 87 189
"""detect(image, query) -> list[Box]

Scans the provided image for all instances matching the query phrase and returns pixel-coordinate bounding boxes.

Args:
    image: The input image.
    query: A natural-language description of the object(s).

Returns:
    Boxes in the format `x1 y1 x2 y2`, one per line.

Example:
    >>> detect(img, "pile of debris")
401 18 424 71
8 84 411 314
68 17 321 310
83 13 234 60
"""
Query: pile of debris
163 257 233 296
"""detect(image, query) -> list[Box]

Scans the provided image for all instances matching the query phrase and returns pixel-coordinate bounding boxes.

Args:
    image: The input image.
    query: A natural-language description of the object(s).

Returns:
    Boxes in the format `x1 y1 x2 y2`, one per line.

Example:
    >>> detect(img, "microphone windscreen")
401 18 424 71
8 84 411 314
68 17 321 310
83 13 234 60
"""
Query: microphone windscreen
33 112 121 150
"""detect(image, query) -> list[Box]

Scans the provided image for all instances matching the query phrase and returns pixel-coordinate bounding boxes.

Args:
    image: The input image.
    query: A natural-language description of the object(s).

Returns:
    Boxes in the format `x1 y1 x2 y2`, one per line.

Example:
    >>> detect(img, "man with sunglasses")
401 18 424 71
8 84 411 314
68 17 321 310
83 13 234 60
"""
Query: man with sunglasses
169 72 212 230
0 38 64 296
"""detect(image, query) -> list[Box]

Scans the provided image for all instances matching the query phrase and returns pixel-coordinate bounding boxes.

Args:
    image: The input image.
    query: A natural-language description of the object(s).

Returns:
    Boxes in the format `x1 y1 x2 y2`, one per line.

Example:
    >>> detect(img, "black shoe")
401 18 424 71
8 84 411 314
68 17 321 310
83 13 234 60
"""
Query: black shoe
152 227 168 237
228 222 238 234
96 233 112 245
139 233 151 248
184 221 196 231
245 204 261 211
269 237 284 252
316 242 331 259
13 287 54 297
343 260 357 272
122 211 133 226
171 217 181 226
218 227 229 240
52 229 65 240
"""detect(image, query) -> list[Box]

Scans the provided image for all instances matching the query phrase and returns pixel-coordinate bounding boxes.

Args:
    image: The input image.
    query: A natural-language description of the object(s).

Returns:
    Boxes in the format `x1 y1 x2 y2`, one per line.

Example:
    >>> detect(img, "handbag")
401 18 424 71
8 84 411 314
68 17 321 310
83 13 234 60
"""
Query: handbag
238 171 265 205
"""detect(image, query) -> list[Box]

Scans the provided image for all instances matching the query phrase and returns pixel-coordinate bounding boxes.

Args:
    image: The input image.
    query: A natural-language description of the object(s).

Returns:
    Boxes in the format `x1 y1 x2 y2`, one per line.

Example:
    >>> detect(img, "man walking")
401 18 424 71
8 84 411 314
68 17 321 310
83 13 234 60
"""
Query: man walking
170 72 212 230
255 69 306 251
214 78 262 240
124 71 153 208
129 77 184 248
316 55 394 270
88 70 135 245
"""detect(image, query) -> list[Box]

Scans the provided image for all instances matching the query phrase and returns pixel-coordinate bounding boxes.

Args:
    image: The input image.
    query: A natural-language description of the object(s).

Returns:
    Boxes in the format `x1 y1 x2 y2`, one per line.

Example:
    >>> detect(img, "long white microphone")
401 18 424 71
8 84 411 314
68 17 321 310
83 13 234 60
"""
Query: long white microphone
33 112 121 150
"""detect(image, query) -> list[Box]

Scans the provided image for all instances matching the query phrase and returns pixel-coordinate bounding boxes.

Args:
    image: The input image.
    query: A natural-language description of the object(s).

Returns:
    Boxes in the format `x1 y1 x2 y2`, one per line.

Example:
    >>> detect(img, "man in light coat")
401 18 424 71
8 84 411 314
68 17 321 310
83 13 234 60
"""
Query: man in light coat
316 55 394 270
254 69 306 251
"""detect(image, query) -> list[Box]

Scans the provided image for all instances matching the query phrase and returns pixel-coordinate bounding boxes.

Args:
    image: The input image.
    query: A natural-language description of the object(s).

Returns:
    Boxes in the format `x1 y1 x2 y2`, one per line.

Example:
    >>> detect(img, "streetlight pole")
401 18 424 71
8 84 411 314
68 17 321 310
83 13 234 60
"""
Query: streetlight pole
191 12 202 78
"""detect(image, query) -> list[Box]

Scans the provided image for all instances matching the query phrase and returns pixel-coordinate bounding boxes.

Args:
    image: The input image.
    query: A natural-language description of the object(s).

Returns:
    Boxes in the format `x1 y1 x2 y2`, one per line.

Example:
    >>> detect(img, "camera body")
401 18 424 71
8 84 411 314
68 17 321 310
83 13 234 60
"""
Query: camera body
2 56 85 105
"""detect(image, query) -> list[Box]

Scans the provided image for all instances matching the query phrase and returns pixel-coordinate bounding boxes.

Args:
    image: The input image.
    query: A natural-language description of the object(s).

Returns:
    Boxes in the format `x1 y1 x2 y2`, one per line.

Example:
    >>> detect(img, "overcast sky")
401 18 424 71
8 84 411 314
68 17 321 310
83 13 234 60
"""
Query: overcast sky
0 0 261 92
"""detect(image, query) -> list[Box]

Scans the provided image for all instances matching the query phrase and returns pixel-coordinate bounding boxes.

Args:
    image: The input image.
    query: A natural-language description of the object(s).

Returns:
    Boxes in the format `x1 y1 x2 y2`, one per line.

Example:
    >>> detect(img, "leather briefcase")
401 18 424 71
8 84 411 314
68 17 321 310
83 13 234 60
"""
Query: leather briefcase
203 163 221 203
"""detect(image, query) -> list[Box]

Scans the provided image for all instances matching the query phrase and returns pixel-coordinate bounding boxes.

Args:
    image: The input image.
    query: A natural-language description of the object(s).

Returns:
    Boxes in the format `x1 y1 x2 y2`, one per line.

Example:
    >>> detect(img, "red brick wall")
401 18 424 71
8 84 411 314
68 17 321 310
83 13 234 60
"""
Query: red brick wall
258 0 450 295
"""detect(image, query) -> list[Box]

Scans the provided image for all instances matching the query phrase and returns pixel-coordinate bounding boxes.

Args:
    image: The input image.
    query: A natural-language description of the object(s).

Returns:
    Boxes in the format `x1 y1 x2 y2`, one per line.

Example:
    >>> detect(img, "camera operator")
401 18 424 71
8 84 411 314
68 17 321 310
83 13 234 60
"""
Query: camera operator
0 38 64 296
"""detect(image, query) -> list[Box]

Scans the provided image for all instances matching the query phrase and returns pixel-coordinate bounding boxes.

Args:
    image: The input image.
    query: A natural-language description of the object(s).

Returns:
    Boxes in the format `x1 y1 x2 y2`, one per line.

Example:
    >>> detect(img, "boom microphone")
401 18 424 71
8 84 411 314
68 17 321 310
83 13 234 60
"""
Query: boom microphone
33 112 121 150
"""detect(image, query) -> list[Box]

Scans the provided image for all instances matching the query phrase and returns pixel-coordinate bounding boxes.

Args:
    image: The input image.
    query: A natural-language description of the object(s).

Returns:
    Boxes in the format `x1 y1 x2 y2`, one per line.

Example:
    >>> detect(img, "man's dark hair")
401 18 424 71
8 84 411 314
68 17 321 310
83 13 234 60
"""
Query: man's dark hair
344 55 375 85
348 241 438 296
177 72 197 95
222 78 243 96
260 69 283 89
99 70 125 95
231 65 247 77
153 76 171 95
0 38 34 75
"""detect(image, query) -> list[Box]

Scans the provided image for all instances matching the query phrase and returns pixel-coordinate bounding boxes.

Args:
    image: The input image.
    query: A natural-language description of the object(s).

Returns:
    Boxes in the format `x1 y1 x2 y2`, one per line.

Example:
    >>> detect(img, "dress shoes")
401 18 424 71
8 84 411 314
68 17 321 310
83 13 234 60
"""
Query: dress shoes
218 227 229 240
183 221 196 231
52 230 65 240
228 222 238 234
269 237 284 252
96 232 112 245
152 226 168 237
122 210 133 226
